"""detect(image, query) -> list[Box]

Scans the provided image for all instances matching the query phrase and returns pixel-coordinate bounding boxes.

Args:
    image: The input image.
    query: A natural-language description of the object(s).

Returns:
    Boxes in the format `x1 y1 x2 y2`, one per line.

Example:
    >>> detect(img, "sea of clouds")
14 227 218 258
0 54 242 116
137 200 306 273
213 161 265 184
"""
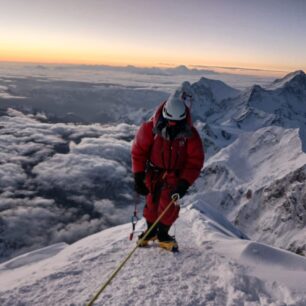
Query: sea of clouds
0 108 138 261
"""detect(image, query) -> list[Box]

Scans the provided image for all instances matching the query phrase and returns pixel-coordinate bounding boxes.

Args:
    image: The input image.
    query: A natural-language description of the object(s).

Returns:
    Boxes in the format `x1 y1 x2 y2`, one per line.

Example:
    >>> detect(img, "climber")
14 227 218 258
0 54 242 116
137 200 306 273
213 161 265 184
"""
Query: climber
131 85 204 252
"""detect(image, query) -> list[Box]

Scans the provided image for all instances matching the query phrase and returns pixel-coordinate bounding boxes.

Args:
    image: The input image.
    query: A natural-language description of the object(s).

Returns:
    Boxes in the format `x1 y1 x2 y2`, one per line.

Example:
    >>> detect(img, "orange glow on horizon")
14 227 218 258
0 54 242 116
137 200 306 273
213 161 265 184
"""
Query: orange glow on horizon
0 43 299 77
1 28 303 78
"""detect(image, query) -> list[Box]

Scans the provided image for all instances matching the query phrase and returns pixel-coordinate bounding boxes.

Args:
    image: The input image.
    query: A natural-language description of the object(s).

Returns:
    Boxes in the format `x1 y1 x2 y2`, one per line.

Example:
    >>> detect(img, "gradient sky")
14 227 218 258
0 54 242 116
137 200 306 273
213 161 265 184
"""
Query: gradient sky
1 0 306 73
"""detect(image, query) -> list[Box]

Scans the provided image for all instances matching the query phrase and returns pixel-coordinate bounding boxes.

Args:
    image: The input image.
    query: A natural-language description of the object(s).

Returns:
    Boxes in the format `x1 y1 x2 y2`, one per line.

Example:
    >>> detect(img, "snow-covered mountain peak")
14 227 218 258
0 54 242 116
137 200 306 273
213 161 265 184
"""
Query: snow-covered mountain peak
192 76 240 103
245 84 266 103
185 77 241 122
172 64 190 73
212 70 306 136
224 72 306 129
280 71 306 94
268 69 306 90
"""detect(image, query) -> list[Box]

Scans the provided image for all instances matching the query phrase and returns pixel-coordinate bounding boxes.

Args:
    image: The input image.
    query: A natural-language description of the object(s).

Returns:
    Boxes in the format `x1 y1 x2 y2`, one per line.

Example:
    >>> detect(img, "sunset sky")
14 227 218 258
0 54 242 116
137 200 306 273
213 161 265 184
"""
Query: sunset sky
1 0 306 74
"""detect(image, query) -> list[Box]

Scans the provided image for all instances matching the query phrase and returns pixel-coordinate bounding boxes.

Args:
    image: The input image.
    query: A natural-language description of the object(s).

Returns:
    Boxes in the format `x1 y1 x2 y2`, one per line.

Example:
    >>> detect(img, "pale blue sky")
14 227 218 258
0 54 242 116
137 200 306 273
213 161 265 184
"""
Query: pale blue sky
1 0 305 72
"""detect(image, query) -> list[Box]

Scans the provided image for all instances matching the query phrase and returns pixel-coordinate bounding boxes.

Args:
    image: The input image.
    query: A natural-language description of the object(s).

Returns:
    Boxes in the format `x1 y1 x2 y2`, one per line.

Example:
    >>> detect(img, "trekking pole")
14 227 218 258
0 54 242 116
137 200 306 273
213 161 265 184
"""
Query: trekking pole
86 195 179 306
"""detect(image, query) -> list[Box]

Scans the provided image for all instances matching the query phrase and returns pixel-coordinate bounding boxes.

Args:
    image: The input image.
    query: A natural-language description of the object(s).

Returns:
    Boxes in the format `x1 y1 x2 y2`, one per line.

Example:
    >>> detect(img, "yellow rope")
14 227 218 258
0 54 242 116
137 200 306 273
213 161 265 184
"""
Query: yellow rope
86 197 177 306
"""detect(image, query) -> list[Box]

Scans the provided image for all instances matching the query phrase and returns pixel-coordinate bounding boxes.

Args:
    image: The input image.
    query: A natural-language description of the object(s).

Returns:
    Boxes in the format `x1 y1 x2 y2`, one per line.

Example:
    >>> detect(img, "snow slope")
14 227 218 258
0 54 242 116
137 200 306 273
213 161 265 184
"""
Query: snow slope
1 201 306 306
206 126 306 191
193 70 306 255
197 125 306 254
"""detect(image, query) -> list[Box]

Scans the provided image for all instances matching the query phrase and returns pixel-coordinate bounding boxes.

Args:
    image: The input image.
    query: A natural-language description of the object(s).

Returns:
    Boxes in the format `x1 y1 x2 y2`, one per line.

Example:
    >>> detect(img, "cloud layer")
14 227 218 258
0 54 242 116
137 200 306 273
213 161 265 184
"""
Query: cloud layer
0 109 137 262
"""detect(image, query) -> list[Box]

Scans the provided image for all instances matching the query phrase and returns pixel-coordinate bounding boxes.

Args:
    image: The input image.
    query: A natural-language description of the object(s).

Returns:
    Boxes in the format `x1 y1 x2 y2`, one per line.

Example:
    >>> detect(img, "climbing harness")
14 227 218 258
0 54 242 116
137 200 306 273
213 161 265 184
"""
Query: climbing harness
86 195 179 306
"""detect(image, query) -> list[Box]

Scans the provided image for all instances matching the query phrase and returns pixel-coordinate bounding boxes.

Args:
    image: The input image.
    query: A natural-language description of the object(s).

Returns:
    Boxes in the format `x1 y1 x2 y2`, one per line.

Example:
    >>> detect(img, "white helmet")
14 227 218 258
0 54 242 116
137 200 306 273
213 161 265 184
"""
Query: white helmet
163 90 187 121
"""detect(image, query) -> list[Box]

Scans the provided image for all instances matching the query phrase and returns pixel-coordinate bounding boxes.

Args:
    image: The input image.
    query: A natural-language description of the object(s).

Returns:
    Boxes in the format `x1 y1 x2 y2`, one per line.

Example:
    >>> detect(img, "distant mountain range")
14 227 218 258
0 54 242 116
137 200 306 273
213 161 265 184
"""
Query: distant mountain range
50 64 219 76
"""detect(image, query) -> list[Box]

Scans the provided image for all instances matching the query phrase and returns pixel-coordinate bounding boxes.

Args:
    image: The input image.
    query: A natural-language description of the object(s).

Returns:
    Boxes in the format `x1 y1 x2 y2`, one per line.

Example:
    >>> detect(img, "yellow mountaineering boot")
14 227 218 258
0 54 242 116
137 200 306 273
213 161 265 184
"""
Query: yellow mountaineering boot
158 223 179 252
158 239 178 252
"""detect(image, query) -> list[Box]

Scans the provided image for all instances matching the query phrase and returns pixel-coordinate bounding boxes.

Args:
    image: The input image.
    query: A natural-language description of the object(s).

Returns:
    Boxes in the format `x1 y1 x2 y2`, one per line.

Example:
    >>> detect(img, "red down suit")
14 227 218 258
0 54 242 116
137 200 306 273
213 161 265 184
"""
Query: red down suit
131 102 204 226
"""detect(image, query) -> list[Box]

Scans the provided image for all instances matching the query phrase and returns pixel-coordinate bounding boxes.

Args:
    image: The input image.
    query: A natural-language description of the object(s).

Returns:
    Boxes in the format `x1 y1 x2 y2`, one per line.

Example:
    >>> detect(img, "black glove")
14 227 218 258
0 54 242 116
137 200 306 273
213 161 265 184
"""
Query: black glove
170 179 190 200
134 172 149 196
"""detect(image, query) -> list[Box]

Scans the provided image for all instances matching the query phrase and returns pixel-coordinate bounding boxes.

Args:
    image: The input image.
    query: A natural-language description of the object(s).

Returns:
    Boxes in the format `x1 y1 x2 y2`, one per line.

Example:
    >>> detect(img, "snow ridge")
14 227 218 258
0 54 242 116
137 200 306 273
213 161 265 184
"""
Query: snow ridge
1 204 306 306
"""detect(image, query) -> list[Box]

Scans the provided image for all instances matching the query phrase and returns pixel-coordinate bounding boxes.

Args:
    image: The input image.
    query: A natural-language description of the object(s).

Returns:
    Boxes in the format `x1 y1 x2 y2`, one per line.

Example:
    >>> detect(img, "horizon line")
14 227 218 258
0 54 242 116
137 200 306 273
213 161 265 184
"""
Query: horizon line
0 59 300 76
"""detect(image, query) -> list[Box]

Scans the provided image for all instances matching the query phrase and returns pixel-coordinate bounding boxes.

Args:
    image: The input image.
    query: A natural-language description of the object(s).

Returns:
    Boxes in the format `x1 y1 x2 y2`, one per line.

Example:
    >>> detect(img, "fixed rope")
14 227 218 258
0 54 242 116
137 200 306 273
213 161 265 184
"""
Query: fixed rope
86 196 178 306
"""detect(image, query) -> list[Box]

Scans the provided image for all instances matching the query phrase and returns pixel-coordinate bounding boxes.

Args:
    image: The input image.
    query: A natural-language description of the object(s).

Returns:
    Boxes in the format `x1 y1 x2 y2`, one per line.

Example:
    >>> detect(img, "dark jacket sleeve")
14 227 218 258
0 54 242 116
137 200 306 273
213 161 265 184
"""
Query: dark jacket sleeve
180 127 204 185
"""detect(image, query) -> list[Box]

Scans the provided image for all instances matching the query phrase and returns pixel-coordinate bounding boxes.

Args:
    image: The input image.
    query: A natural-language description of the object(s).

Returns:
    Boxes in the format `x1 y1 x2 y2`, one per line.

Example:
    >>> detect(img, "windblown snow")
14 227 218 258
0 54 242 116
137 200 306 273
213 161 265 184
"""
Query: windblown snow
1 65 306 305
